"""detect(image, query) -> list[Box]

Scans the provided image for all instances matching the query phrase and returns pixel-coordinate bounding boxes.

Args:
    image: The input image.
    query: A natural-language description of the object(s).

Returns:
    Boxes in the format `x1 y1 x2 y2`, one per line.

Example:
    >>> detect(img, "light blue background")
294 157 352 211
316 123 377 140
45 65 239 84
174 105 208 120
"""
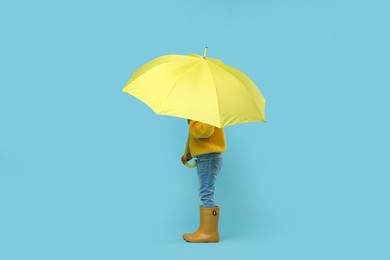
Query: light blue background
1 0 389 259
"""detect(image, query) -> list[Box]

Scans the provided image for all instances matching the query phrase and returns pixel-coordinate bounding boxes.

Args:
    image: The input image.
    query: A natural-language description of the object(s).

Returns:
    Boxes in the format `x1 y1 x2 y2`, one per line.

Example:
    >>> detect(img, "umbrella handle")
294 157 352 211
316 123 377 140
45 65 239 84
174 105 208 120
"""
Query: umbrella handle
185 159 198 168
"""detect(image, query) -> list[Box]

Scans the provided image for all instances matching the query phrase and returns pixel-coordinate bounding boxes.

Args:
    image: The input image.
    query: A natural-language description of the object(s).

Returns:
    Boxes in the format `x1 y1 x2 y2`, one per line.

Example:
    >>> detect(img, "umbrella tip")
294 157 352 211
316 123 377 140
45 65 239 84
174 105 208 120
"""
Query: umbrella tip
203 47 208 59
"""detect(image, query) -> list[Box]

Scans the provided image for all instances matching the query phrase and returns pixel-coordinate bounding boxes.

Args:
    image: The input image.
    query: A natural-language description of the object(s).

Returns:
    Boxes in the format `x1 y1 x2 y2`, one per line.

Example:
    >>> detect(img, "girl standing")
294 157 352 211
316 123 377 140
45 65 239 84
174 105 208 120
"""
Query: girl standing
181 119 226 242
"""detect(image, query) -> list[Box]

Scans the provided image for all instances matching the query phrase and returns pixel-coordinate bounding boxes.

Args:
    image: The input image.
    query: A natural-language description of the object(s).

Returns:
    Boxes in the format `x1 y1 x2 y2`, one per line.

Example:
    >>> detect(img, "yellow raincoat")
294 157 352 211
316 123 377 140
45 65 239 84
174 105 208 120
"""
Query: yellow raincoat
184 120 226 157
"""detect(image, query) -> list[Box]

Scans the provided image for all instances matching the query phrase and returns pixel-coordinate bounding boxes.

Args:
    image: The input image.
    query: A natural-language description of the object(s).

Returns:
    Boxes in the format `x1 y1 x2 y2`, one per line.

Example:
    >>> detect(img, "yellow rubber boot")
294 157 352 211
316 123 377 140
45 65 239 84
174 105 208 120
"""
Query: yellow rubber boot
183 206 220 243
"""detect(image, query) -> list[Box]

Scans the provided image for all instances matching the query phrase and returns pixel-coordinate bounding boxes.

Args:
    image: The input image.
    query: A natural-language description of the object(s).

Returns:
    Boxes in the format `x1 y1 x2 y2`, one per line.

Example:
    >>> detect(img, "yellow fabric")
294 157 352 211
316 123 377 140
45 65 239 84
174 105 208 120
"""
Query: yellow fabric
184 120 226 157
122 52 266 128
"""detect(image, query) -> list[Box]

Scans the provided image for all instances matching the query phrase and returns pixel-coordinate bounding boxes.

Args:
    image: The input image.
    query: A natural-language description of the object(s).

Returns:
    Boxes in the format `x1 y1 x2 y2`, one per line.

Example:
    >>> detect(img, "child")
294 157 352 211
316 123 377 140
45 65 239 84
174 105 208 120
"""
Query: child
181 119 226 242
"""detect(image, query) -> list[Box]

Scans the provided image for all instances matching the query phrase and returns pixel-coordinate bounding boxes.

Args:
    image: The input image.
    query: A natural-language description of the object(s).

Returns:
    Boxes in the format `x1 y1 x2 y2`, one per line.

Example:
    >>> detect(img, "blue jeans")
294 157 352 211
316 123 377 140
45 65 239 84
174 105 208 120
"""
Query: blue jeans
196 152 223 208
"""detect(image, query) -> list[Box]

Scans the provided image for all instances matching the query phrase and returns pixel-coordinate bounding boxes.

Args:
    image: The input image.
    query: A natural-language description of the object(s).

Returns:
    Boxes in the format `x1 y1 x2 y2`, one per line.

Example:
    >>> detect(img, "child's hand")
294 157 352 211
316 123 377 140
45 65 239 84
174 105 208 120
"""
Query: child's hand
181 153 192 165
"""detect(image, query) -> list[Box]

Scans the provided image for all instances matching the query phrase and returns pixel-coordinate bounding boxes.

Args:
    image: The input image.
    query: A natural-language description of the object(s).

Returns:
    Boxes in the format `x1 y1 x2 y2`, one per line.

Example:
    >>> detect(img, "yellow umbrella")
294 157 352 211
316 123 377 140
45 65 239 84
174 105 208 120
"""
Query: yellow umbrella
122 48 266 128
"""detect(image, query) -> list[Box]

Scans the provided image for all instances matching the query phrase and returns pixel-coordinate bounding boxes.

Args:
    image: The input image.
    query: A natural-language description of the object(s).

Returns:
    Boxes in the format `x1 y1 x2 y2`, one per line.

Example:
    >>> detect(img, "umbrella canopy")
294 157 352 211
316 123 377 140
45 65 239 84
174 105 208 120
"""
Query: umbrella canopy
122 48 266 128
